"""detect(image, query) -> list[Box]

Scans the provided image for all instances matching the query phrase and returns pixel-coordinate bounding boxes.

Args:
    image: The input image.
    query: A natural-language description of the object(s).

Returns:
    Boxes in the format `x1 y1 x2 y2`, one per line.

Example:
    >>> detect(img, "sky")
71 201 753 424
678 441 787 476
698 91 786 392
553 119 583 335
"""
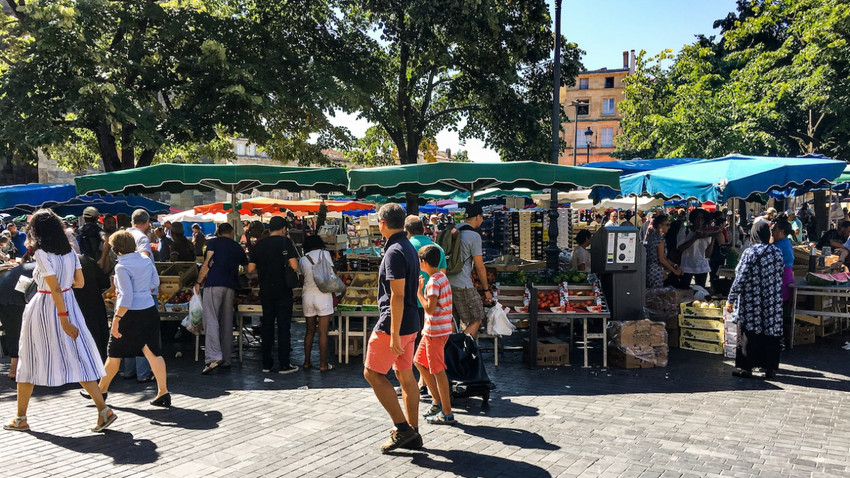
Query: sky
329 0 741 163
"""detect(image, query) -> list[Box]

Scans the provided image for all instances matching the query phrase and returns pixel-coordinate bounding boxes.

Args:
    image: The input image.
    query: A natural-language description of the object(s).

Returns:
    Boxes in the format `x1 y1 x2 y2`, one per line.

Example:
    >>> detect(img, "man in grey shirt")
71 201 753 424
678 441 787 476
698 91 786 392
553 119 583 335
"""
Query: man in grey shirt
446 203 491 337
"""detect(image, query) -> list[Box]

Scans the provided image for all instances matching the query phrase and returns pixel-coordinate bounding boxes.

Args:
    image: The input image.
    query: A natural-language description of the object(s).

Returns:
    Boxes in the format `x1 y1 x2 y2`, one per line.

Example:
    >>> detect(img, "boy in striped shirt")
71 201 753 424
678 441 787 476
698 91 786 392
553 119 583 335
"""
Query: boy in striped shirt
415 245 455 424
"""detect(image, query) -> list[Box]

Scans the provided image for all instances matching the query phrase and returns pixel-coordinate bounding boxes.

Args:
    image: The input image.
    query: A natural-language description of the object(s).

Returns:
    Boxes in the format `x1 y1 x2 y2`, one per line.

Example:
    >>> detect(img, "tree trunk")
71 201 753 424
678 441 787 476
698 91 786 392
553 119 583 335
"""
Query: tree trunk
93 122 121 172
121 125 135 170
137 148 157 168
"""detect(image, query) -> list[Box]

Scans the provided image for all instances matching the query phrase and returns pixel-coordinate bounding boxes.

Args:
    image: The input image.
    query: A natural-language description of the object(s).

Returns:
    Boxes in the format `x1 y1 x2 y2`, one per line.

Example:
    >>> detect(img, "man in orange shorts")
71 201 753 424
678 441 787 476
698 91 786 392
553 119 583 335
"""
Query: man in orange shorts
415 245 455 424
363 203 422 453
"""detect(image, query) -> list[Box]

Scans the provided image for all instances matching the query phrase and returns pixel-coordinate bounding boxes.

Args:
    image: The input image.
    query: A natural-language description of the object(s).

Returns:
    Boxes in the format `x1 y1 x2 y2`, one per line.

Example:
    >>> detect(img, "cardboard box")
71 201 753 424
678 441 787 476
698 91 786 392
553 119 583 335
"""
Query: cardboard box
793 324 816 345
159 277 181 297
679 337 724 354
678 315 725 332
523 338 569 366
680 327 725 343
237 304 263 313
608 345 668 369
608 320 667 347
724 344 737 359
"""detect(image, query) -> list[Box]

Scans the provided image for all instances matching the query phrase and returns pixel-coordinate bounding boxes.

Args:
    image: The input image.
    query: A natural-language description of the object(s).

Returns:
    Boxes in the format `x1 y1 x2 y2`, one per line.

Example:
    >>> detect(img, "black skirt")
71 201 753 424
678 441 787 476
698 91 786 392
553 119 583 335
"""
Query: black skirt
107 306 162 358
736 326 781 371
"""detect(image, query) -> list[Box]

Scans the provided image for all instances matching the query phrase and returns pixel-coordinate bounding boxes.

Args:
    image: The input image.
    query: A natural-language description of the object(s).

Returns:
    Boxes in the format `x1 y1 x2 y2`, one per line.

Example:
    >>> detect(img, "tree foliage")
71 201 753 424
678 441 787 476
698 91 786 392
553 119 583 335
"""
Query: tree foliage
615 0 850 161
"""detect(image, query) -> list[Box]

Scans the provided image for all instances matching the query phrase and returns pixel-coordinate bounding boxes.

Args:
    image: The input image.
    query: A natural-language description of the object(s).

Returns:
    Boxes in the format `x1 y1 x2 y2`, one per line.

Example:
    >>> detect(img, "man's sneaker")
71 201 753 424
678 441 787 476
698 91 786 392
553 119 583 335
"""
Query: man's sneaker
419 385 430 398
278 364 299 375
262 366 277 373
379 427 418 453
426 412 456 425
423 404 442 418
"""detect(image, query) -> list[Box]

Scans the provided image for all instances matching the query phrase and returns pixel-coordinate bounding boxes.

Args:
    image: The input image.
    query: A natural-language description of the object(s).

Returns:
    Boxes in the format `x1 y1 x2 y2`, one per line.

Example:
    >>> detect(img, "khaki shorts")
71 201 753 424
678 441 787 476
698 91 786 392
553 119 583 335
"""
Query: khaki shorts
452 287 484 331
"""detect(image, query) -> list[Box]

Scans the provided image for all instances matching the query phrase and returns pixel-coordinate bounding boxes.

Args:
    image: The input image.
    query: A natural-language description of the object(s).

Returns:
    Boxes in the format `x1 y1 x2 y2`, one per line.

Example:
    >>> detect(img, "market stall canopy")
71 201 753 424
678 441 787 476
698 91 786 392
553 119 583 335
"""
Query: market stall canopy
347 161 621 198
570 197 665 211
75 164 350 196
161 211 258 223
531 189 591 204
194 198 374 215
0 183 77 214
51 194 170 217
581 158 705 175
616 155 847 203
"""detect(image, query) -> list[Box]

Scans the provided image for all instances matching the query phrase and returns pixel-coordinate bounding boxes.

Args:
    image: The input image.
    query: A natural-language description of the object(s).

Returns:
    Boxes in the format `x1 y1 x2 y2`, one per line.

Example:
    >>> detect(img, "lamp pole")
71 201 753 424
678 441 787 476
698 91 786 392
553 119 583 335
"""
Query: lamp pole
546 0 562 272
584 127 594 164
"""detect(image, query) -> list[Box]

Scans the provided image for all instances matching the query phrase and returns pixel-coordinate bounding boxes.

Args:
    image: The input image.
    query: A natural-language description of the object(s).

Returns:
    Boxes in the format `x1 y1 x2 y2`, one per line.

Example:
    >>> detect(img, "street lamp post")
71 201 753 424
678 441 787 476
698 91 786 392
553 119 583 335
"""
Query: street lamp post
546 0 562 273
584 127 594 164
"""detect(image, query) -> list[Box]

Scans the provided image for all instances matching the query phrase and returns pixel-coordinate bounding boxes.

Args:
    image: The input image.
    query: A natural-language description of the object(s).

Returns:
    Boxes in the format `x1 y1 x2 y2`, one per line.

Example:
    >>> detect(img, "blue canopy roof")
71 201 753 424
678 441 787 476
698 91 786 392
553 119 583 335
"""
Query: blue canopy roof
581 158 705 175
616 154 847 203
0 184 77 214
51 194 171 217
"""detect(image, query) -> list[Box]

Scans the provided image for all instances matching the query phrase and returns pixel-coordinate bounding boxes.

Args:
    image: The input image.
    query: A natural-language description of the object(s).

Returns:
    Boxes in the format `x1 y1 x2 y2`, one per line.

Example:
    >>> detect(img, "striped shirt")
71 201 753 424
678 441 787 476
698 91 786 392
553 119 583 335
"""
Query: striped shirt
423 271 453 337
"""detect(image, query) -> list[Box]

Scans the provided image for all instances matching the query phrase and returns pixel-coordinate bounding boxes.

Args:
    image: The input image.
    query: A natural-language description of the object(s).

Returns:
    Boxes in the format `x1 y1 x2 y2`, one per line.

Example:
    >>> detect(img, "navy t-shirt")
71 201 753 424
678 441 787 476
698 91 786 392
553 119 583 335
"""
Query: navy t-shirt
204 237 248 290
375 231 421 336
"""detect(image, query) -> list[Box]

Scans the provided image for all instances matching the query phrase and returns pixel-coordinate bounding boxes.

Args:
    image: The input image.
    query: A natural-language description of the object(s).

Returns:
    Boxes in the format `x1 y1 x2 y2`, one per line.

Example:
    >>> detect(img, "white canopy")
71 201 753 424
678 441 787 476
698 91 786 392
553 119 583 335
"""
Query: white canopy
160 211 259 223
570 196 665 211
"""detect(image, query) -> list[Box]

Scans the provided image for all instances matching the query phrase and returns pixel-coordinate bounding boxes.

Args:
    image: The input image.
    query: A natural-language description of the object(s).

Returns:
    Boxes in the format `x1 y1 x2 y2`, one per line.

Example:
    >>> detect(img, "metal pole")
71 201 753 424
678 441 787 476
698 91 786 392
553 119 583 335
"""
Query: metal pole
546 0 562 272
586 142 590 164
573 105 580 166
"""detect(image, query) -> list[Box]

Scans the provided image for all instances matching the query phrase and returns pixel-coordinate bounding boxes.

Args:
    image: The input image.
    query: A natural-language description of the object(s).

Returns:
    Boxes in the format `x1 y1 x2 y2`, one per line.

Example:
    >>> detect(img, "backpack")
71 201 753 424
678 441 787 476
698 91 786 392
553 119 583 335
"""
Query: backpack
437 224 473 276
78 224 102 260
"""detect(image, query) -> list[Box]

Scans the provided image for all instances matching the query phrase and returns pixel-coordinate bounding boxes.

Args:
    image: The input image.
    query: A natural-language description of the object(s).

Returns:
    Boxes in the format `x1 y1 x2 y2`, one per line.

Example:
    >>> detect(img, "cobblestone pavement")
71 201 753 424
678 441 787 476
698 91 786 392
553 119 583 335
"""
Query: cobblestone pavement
1 323 850 477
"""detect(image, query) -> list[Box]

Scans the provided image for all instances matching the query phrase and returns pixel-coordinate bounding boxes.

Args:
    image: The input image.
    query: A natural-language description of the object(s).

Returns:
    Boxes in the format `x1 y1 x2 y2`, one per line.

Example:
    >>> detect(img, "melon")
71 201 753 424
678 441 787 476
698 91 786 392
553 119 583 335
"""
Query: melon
831 272 849 285
807 272 836 286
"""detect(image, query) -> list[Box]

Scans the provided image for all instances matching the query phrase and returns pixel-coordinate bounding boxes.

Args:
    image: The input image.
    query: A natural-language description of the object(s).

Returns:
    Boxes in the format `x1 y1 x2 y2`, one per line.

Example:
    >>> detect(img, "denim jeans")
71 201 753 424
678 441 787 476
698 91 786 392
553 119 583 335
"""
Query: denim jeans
260 295 294 369
123 356 152 379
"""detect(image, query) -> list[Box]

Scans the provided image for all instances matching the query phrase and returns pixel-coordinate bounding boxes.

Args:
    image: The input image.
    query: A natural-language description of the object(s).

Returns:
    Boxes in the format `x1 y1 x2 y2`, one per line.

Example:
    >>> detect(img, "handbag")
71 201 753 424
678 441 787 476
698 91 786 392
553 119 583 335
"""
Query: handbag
15 274 37 303
307 251 347 294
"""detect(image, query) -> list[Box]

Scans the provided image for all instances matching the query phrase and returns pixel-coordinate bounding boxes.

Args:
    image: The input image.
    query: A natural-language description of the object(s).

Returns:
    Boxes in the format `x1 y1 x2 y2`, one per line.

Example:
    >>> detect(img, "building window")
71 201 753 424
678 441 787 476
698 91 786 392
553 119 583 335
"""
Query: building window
236 144 246 156
576 100 589 115
602 98 615 115
604 77 615 88
576 130 589 148
579 78 589 90
601 128 614 148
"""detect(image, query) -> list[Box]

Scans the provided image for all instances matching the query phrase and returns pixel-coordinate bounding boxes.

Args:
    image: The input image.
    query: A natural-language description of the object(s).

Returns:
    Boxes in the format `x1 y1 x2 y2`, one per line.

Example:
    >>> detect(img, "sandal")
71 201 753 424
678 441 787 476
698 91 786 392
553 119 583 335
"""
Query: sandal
426 412 456 425
4 416 29 432
319 364 335 372
302 362 312 370
91 407 117 433
423 404 442 418
732 370 755 379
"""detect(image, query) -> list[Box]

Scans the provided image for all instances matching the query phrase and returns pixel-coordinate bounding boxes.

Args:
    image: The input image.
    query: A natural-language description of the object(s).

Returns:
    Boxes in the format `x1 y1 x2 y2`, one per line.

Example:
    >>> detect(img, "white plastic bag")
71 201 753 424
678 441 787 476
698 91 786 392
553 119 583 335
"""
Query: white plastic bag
310 252 347 294
188 292 203 326
181 314 201 336
486 303 515 336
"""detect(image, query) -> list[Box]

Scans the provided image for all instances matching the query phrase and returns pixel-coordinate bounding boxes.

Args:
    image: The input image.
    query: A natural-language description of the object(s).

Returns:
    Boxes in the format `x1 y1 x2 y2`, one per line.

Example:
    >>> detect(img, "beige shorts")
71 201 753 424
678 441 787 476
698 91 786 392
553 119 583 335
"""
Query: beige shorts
452 287 484 330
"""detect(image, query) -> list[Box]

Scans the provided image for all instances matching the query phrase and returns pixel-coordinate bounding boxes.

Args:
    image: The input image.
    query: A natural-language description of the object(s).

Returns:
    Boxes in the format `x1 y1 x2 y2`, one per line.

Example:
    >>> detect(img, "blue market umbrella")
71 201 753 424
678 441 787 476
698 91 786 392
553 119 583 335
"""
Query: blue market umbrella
616 155 846 203
51 194 171 217
0 183 77 214
584 158 706 201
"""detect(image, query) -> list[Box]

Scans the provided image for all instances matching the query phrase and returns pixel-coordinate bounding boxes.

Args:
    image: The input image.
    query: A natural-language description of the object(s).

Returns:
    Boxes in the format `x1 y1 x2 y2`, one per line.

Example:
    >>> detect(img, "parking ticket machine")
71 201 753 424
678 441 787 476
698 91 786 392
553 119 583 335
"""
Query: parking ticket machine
590 225 646 321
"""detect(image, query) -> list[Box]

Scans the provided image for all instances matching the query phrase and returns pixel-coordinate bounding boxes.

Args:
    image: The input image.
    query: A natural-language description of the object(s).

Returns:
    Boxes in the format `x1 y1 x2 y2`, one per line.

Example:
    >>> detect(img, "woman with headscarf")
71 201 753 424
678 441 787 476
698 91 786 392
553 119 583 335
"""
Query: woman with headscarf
5 209 115 432
725 225 784 379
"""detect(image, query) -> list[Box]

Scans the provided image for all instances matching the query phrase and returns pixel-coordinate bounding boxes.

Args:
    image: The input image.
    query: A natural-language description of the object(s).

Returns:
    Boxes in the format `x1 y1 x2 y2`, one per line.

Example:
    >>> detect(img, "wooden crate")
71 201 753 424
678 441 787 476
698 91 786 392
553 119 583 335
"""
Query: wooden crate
679 337 724 354
523 338 569 366
793 324 816 346
795 313 838 336
678 315 724 332
159 277 181 297
237 304 263 313
680 301 726 318
680 327 724 343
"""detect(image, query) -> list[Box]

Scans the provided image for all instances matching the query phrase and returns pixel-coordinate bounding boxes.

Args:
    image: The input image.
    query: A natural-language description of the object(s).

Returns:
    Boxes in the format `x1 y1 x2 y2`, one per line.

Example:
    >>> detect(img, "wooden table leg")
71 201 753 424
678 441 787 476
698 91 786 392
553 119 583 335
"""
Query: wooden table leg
583 317 589 368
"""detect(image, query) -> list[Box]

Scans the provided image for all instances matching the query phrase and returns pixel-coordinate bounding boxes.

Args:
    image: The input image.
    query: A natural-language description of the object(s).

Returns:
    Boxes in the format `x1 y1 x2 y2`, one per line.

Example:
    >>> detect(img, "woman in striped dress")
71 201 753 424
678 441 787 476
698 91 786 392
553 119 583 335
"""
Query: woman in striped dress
4 209 116 433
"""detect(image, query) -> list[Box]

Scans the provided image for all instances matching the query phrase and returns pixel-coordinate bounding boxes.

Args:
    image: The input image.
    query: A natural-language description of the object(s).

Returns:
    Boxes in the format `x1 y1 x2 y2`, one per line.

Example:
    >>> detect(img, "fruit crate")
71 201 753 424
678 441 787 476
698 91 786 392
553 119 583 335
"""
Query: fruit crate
677 315 724 332
680 300 727 318
679 337 724 354
164 288 193 313
680 327 724 343
523 338 569 366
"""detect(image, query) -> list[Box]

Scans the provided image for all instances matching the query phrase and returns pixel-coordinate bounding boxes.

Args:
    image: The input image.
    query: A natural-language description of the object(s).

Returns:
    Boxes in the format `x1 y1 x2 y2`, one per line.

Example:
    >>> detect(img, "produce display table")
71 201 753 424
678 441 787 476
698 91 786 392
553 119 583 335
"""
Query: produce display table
790 282 850 347
337 310 378 364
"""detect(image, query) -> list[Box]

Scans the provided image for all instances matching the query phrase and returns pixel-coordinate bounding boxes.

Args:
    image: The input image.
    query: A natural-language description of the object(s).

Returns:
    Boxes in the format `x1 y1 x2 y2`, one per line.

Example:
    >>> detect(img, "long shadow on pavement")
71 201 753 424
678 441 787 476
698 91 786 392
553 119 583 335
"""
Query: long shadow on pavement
29 429 159 465
453 422 559 450
408 448 552 478
109 404 222 430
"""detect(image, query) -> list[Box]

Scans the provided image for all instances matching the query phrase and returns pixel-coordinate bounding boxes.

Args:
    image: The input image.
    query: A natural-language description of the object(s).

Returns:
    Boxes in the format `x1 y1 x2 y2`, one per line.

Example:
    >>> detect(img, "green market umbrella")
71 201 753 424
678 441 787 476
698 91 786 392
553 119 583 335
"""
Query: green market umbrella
347 161 620 199
75 163 349 196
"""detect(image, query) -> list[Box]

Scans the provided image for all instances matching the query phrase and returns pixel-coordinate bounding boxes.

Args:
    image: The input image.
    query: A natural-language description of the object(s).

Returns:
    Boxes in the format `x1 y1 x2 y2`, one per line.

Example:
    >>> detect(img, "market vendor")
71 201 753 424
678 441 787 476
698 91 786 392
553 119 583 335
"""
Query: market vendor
570 229 592 271
816 220 850 252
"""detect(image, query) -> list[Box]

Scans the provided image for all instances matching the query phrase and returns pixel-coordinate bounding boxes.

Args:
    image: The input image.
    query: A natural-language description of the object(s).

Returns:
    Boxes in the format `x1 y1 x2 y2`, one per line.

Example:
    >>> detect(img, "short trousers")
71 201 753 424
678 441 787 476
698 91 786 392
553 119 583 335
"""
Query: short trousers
452 287 484 331
302 289 334 317
414 334 449 374
364 331 417 375
107 306 163 358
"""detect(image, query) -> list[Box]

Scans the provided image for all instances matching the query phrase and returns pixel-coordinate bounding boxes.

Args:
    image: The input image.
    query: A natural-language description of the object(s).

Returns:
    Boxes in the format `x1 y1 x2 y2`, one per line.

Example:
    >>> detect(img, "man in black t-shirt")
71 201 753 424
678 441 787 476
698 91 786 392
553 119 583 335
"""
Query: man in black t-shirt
247 216 300 374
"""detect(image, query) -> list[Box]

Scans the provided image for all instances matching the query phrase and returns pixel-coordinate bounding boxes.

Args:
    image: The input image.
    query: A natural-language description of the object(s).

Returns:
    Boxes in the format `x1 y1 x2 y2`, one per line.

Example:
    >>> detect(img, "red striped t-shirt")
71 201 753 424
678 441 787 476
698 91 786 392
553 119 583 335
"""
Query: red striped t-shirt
424 271 453 337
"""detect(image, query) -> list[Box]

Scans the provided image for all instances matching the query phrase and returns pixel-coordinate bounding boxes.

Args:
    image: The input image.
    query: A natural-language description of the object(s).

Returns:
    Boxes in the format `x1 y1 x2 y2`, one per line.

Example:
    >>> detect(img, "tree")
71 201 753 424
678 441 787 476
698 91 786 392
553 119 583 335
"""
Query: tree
0 0 339 171
331 0 582 212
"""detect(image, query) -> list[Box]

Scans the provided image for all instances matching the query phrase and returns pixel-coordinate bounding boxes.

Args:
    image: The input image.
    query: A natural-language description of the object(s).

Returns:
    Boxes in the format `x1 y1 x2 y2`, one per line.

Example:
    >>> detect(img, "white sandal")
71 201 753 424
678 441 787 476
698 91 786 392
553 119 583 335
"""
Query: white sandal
4 416 29 431
91 407 117 433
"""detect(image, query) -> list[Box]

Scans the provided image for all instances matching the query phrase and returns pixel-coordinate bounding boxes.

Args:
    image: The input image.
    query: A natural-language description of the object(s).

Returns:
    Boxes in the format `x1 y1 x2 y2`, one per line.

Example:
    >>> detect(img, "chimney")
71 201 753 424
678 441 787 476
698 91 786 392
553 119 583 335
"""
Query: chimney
446 148 451 159
623 51 629 69
629 49 636 75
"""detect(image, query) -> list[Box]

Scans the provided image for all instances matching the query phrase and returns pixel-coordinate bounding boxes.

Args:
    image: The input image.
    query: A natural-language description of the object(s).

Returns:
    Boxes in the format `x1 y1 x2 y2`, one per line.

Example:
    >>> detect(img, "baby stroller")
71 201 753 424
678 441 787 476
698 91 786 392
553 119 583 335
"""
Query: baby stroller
443 330 495 409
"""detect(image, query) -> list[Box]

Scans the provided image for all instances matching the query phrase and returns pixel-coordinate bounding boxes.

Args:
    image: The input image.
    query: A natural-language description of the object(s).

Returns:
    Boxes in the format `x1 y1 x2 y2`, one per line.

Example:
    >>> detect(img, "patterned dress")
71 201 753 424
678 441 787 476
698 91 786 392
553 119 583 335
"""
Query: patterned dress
16 250 105 386
644 231 665 289
727 243 784 370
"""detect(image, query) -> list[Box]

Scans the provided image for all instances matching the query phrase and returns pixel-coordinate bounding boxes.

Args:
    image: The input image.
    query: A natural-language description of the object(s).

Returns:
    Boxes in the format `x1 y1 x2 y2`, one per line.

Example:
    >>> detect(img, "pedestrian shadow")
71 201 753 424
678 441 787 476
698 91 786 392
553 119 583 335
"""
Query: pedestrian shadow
29 429 159 465
408 449 551 478
453 423 559 451
460 395 539 418
109 404 222 430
